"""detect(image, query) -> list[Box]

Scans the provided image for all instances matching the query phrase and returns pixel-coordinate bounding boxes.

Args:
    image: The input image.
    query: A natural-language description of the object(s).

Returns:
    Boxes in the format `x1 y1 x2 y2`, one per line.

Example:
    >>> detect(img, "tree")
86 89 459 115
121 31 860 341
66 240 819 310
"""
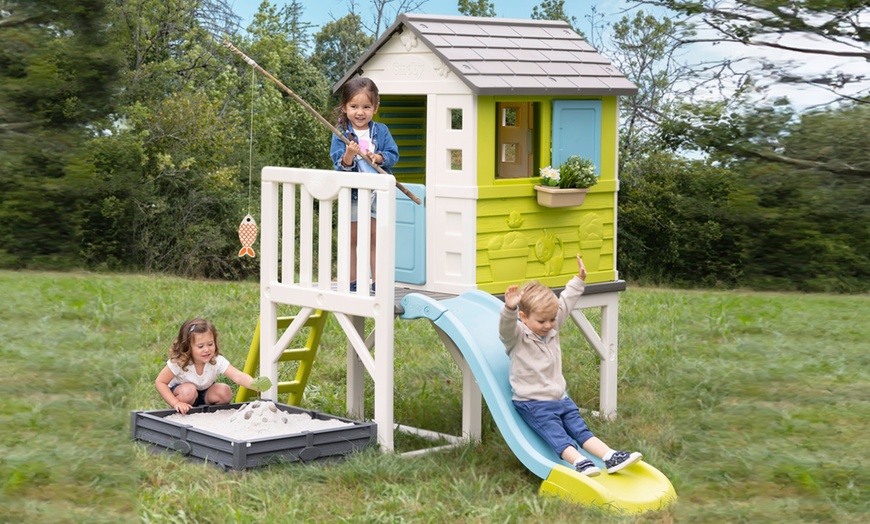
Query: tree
195 0 243 39
640 0 870 103
311 14 375 87
78 0 257 278
0 0 119 268
348 0 430 37
458 0 495 18
531 0 582 36
608 10 694 156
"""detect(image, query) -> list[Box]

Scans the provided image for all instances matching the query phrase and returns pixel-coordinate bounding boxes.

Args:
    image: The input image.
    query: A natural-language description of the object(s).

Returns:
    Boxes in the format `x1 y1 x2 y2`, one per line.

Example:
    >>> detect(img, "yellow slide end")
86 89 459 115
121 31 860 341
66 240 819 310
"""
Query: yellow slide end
539 462 677 514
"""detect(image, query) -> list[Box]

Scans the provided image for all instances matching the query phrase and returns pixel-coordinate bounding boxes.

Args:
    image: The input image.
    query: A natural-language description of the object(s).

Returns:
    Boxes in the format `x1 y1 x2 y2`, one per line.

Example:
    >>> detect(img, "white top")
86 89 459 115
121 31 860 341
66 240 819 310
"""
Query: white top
167 355 230 390
354 127 374 159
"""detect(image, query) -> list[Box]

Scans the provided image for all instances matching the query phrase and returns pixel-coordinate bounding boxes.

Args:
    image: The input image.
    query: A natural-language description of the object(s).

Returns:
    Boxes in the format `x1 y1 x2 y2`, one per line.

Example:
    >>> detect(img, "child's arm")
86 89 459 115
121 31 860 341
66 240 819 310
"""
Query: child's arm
223 364 271 392
155 365 189 413
499 285 522 353
576 254 587 281
504 284 521 310
376 125 399 169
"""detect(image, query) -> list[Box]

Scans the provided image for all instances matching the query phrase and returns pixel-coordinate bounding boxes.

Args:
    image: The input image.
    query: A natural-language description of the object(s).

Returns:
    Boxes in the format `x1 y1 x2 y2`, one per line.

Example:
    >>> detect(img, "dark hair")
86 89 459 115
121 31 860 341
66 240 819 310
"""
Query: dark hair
169 318 221 372
335 77 380 130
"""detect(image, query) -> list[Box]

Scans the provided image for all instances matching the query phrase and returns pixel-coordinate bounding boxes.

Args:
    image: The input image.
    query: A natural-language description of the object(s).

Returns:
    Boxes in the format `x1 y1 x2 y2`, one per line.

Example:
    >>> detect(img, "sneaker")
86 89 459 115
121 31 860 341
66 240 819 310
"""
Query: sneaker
574 459 601 477
370 282 376 293
605 451 642 474
349 281 357 292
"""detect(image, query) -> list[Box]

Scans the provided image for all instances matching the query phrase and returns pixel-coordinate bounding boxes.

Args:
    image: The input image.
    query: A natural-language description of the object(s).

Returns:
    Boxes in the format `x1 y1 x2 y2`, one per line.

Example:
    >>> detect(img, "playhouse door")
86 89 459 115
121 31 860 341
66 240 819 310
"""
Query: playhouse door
552 100 602 171
497 102 533 178
394 183 426 285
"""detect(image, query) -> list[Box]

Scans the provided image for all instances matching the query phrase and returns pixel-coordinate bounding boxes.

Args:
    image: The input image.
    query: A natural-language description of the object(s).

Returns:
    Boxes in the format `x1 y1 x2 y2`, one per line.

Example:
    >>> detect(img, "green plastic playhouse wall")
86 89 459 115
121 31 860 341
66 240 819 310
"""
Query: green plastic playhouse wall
475 96 619 294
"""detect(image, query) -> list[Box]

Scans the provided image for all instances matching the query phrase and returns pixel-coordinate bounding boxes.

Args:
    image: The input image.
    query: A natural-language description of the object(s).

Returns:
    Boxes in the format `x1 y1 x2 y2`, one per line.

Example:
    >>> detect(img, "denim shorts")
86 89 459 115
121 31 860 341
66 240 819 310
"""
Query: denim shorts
350 192 377 222
513 396 595 457
170 384 208 407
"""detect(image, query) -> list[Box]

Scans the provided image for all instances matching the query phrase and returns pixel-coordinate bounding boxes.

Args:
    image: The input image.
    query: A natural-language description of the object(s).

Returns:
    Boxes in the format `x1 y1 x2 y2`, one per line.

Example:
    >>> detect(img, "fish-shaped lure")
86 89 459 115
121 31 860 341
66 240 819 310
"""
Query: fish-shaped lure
238 214 258 257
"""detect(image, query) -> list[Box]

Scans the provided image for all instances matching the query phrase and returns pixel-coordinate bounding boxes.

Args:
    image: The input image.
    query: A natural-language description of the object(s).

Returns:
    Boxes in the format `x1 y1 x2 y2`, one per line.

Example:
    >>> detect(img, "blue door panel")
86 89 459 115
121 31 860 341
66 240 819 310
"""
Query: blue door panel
395 183 426 285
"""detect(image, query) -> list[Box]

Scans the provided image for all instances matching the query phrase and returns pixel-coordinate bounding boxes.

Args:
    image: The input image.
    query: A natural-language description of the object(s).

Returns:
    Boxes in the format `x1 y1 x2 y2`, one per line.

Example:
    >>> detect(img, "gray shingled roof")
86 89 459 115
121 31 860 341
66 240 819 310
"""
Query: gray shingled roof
334 13 637 96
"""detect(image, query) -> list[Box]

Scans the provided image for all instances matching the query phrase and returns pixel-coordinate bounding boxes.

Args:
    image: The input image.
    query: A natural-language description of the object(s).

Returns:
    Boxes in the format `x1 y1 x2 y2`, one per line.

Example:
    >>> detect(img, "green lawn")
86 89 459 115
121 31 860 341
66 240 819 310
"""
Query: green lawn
1 271 867 523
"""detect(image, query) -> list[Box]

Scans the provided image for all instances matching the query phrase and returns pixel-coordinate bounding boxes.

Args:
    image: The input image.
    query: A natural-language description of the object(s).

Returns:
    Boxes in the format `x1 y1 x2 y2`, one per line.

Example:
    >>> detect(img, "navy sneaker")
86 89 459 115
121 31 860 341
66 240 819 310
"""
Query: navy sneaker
605 451 642 474
574 459 601 477
349 281 357 292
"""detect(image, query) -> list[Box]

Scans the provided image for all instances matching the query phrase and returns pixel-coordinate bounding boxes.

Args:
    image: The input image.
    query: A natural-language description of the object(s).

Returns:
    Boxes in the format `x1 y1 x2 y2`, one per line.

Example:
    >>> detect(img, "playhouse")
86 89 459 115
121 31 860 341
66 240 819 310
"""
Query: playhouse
239 14 675 513
336 13 636 295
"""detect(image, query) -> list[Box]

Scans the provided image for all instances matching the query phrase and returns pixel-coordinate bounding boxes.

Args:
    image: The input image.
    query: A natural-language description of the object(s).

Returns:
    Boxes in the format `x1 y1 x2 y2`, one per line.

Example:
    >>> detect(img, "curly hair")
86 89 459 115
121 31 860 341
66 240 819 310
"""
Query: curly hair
518 280 558 316
169 318 221 372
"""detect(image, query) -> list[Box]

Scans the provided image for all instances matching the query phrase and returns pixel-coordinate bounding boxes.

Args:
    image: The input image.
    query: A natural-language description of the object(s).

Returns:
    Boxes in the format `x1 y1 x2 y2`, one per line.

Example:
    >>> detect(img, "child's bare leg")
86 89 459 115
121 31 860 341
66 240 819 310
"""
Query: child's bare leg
205 383 232 405
560 446 583 464
581 436 611 459
172 383 198 405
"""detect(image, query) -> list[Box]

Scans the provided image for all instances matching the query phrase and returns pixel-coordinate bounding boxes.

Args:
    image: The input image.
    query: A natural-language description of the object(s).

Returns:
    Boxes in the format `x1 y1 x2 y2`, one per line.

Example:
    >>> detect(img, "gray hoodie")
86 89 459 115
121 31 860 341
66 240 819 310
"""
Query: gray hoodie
499 276 586 401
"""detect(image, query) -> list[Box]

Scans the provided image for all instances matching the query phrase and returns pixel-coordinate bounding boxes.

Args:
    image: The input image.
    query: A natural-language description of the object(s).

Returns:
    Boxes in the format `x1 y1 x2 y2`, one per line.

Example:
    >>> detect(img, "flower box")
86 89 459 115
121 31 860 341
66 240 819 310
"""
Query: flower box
534 185 589 208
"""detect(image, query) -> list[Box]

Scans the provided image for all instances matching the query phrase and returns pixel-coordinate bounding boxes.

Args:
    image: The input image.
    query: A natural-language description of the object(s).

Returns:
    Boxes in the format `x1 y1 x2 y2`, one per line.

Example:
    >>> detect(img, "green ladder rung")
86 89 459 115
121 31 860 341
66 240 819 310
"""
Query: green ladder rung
235 311 328 405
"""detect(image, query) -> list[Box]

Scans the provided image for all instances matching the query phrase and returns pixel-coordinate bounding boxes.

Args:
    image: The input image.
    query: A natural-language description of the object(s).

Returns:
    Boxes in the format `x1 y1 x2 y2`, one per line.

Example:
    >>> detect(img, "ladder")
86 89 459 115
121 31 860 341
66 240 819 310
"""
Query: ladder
235 311 329 405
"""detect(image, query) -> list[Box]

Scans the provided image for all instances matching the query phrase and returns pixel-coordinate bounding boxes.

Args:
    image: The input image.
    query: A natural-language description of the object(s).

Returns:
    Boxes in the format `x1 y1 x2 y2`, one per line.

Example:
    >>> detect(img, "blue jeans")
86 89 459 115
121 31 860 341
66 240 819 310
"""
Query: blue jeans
513 397 595 457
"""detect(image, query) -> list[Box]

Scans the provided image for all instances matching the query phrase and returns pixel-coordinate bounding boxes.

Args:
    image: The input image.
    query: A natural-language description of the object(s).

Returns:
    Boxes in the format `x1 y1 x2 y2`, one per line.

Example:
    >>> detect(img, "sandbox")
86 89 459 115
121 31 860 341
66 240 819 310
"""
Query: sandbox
131 400 377 470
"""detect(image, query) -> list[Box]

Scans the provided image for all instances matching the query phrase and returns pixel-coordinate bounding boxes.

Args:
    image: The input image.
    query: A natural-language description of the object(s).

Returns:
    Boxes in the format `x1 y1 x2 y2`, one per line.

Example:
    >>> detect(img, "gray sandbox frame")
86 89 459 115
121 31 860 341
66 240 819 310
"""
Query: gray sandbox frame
131 401 378 470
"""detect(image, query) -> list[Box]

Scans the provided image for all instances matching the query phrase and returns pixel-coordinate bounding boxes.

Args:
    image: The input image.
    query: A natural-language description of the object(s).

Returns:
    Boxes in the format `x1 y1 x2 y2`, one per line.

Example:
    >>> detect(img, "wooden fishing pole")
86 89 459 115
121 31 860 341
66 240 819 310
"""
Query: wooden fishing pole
224 40 422 205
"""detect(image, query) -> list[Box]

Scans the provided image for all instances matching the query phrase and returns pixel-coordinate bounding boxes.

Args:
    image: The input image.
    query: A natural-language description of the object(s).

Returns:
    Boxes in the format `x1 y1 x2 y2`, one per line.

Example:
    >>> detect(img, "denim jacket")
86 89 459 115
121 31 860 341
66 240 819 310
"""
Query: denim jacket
330 121 399 174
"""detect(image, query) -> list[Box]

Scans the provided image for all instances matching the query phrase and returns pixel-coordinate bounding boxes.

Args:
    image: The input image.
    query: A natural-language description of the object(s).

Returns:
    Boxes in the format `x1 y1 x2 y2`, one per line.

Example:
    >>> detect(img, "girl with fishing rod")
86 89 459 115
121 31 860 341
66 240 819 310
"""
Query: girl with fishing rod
330 77 399 293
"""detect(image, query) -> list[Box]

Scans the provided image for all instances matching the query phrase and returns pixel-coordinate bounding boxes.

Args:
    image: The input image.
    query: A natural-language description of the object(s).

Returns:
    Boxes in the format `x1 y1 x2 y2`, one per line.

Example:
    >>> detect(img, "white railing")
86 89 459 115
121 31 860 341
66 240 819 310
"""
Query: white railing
259 166 397 450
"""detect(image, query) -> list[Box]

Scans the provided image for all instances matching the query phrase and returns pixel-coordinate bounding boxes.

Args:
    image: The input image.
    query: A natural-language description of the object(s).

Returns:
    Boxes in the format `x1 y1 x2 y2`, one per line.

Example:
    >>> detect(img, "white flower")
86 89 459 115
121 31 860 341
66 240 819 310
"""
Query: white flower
540 166 561 186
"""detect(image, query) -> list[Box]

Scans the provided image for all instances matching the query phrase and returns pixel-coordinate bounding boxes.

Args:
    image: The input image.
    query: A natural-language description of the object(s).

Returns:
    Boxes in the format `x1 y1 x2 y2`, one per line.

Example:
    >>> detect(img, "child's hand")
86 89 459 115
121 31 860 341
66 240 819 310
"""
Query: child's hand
249 376 272 392
577 254 587 281
504 285 521 310
174 401 191 415
342 141 362 166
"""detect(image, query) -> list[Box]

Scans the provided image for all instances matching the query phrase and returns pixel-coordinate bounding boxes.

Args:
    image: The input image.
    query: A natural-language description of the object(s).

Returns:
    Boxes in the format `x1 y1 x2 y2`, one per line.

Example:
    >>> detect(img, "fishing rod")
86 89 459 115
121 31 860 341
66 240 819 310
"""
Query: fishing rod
224 40 422 205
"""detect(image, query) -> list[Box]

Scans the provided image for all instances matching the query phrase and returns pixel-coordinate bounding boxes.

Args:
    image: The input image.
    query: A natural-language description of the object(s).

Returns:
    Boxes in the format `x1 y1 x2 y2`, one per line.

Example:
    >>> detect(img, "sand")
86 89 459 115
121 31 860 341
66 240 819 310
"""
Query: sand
164 400 352 441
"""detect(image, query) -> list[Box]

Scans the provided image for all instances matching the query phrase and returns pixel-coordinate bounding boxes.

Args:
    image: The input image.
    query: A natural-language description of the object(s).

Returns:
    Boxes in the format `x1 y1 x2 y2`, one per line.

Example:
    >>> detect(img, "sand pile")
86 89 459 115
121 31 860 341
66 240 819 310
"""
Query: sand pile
164 400 352 441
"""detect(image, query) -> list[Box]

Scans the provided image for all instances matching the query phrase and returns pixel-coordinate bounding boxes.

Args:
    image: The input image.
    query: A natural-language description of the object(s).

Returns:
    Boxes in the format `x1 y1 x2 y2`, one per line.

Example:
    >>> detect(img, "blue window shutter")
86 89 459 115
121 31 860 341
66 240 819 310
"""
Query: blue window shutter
552 100 602 174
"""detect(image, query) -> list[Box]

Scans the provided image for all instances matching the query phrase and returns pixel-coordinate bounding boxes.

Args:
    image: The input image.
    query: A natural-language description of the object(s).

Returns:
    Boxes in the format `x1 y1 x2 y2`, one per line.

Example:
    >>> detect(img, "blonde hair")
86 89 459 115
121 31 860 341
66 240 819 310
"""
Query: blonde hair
518 281 558 316
169 318 221 372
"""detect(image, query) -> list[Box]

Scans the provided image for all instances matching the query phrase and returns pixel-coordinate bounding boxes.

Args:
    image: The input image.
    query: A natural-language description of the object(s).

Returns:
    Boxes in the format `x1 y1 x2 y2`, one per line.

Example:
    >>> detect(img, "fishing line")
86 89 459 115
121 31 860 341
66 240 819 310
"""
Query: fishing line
247 63 255 214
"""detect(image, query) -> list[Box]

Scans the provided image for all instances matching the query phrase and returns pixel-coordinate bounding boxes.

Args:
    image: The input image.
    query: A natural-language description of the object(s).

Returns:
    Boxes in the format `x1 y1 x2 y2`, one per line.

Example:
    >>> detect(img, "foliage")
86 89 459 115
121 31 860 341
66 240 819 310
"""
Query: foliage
531 0 582 36
311 13 375 87
458 0 496 18
0 0 120 269
350 0 430 37
540 156 598 189
639 0 870 101
617 143 745 287
4 271 870 521
607 11 694 156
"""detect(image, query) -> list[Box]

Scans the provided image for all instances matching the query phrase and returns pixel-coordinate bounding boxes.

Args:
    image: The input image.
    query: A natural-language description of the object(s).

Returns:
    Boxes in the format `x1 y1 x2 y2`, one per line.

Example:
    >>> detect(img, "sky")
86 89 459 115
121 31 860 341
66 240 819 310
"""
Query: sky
230 1 614 38
228 1 866 109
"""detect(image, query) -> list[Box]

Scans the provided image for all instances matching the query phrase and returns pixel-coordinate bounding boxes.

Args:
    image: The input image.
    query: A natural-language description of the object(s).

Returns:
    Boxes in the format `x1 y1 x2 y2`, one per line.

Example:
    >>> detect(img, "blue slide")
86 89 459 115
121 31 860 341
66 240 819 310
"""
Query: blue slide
399 290 676 514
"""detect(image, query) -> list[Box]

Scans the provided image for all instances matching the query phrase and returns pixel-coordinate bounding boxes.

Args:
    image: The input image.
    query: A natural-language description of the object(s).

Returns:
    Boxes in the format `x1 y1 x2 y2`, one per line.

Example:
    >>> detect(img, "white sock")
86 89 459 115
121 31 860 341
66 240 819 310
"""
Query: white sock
602 450 615 461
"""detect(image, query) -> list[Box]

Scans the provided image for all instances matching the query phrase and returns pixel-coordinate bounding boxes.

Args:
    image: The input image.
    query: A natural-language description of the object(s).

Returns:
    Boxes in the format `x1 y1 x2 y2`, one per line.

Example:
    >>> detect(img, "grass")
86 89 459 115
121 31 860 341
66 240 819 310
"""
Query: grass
1 271 868 523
